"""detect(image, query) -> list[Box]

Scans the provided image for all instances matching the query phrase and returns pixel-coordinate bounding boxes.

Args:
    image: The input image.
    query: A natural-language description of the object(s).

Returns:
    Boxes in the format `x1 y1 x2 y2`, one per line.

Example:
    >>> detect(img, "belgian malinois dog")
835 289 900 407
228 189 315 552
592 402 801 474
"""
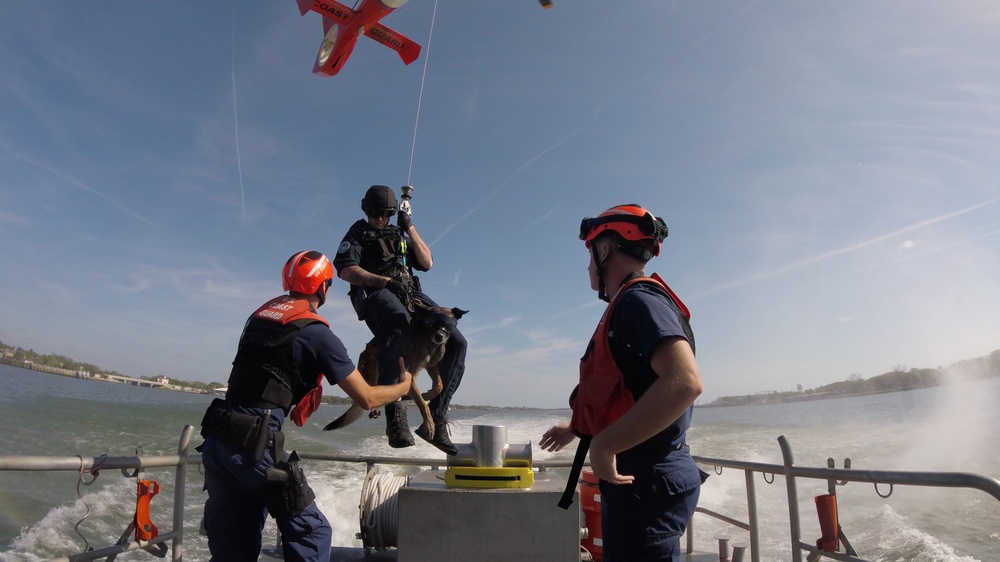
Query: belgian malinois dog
323 300 468 443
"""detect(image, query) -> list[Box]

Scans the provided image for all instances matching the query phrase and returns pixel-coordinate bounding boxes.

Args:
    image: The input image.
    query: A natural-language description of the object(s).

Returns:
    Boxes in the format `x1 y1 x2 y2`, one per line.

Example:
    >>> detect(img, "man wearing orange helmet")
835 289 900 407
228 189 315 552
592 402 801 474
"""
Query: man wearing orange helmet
334 185 467 454
199 250 412 562
540 205 707 562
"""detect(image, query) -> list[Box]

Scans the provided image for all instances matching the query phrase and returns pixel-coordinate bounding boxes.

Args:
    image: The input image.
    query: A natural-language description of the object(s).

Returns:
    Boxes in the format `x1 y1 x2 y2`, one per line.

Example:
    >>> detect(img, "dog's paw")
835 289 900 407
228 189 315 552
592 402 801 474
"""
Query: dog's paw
369 408 382 420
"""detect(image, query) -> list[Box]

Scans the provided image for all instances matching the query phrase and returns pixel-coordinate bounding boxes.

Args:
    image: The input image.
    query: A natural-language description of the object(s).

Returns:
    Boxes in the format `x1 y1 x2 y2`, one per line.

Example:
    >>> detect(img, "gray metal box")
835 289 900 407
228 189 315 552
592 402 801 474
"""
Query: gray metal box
397 469 581 562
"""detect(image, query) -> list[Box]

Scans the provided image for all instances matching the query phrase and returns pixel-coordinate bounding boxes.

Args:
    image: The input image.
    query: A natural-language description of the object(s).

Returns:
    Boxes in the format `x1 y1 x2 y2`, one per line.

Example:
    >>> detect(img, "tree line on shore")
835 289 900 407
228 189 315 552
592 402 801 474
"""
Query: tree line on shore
0 339 455 407
5 338 997 409
0 339 224 393
704 348 1000 407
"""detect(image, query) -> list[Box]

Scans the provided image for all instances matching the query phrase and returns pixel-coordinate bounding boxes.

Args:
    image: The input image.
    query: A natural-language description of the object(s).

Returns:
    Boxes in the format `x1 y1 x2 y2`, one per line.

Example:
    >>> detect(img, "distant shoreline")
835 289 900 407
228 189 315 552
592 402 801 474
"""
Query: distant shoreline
0 357 214 395
8 347 996 411
0 358 553 410
702 348 1000 408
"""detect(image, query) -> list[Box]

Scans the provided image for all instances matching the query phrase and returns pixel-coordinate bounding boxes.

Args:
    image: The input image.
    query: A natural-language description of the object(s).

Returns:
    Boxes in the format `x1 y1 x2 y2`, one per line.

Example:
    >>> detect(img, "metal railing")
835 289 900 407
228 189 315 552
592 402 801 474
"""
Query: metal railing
688 434 1000 562
0 424 198 562
0 424 577 562
3 429 1000 562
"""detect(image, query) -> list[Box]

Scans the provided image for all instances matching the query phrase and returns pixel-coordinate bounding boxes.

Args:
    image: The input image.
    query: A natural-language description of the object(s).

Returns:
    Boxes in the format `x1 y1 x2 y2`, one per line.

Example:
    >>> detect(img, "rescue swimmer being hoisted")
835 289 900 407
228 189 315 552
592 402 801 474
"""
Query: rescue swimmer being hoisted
295 0 422 77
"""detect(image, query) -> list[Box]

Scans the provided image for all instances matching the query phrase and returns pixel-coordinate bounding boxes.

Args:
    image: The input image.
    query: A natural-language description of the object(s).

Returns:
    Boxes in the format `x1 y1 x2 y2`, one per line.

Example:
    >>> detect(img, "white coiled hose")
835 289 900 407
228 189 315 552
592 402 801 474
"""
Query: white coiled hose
359 467 408 550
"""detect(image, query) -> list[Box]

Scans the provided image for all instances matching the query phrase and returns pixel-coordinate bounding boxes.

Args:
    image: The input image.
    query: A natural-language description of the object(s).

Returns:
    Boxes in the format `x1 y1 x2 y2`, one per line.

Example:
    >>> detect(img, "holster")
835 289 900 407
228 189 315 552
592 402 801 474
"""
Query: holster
199 398 271 464
350 286 368 321
264 450 316 518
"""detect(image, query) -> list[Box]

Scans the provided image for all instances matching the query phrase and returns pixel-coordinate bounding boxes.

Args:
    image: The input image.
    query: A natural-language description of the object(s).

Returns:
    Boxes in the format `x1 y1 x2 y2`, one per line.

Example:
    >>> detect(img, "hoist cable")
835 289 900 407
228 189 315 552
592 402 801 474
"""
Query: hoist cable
406 0 440 186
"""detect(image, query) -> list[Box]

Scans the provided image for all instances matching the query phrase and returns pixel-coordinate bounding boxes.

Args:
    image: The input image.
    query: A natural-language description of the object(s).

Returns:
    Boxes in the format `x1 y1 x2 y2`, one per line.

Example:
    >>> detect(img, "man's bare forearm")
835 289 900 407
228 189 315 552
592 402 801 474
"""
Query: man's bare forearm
339 265 390 288
406 226 433 270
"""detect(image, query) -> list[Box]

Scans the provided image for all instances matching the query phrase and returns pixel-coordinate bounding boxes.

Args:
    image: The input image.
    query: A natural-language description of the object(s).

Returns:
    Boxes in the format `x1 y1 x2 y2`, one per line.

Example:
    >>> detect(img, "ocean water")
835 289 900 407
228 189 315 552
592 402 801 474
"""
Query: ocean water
1 363 998 561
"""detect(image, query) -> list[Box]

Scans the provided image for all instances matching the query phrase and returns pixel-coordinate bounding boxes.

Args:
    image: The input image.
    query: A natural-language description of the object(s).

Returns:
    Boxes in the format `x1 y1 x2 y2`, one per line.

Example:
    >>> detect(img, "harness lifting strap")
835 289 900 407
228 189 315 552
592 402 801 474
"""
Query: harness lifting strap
558 435 592 510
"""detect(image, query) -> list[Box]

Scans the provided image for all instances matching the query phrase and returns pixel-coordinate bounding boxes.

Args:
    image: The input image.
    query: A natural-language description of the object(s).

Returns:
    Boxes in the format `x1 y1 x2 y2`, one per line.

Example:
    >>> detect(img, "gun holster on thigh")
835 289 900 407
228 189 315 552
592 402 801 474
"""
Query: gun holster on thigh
350 287 369 321
264 448 316 518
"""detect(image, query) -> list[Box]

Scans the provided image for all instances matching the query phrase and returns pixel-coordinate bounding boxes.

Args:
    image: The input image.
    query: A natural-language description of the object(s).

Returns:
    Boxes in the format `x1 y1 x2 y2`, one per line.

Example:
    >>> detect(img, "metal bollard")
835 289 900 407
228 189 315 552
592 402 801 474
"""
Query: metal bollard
447 425 532 468
731 544 747 562
717 537 731 562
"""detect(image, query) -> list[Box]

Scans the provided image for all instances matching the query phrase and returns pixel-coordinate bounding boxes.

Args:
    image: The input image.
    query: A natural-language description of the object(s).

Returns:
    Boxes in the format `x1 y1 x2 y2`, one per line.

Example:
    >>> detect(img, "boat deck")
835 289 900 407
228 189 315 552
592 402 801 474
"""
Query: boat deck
262 546 719 561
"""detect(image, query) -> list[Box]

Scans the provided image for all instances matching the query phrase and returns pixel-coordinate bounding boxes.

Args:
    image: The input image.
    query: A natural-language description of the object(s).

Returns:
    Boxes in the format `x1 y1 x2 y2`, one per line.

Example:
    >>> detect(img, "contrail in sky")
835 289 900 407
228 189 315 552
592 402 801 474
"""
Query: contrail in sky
849 227 1000 273
692 197 1000 299
231 3 247 229
428 127 585 246
3 145 154 226
428 4 755 247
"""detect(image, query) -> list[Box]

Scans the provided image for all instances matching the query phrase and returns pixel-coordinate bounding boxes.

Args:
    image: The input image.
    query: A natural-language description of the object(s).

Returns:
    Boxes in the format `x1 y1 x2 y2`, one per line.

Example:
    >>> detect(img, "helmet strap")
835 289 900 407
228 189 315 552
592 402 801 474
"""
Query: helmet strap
592 244 615 303
315 280 330 308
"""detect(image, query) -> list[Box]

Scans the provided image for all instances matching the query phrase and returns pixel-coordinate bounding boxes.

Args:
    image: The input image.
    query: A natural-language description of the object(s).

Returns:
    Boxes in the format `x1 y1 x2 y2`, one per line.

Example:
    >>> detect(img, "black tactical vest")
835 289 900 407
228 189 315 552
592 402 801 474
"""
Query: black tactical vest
359 226 409 281
225 317 323 413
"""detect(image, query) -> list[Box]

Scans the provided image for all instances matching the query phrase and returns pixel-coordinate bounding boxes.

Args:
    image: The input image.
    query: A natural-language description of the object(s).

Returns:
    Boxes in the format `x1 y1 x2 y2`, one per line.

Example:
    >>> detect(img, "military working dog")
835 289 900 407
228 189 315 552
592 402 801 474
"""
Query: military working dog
323 300 468 446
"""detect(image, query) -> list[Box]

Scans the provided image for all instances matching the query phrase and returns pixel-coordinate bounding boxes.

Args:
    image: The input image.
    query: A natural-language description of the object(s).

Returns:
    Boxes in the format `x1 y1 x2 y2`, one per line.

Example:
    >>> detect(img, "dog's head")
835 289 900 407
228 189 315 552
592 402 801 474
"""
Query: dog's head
412 304 468 347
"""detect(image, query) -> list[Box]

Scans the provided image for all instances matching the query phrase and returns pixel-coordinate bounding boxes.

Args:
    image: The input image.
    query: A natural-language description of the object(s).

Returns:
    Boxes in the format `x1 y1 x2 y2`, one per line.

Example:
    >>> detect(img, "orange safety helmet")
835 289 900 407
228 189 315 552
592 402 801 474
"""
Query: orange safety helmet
282 250 334 295
579 204 668 256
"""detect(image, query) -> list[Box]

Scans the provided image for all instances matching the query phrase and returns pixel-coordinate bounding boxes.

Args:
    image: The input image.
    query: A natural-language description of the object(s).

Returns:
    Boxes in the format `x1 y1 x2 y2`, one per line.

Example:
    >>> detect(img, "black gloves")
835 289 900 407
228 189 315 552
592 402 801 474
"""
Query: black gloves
386 279 411 307
397 210 412 232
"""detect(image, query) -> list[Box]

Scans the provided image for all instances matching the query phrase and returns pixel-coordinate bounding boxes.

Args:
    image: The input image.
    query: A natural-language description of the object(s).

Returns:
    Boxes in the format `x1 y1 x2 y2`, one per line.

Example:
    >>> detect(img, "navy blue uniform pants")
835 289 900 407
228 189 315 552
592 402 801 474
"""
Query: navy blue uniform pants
201 426 331 561
598 463 702 562
362 287 466 418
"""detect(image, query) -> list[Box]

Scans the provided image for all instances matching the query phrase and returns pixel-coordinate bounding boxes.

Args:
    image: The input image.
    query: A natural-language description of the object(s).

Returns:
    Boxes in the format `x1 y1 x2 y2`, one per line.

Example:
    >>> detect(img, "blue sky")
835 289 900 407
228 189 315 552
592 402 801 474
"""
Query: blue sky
1 2 998 408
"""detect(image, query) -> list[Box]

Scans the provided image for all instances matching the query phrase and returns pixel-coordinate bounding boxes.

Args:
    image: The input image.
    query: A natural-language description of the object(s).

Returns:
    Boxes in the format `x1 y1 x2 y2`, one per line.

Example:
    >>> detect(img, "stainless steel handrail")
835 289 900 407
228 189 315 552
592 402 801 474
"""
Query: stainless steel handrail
0 424 197 562
4 431 1000 562
690 434 1000 562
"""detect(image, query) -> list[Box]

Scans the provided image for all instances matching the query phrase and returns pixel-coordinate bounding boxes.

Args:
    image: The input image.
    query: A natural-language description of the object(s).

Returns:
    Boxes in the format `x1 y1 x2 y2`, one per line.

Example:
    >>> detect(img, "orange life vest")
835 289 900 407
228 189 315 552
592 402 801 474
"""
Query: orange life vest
569 273 690 438
232 296 330 426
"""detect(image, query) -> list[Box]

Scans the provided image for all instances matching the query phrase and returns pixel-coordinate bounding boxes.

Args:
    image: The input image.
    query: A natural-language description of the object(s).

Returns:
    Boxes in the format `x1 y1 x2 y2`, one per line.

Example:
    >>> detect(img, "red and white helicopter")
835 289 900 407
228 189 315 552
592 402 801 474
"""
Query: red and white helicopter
296 0 422 77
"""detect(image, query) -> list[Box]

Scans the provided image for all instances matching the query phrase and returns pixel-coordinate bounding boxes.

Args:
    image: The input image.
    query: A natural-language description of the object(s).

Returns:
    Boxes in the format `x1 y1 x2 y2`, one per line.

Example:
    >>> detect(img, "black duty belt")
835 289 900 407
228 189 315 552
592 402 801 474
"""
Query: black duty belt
200 398 275 464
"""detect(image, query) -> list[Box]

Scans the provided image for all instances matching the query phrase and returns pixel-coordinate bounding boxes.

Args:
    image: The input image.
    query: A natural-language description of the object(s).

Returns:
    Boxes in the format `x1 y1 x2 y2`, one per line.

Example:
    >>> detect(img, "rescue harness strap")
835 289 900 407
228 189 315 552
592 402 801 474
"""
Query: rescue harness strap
557 435 592 510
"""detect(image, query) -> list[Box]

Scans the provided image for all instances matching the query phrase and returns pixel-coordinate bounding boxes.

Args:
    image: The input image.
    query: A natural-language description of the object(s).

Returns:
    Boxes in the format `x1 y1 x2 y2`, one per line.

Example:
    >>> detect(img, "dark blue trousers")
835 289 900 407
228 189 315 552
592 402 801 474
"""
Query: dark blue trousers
598 462 702 562
201 411 332 562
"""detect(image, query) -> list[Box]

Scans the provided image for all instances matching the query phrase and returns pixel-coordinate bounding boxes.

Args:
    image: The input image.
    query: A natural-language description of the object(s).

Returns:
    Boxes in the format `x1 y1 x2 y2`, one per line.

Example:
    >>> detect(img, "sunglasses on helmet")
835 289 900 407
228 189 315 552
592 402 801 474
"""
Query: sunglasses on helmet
579 212 668 243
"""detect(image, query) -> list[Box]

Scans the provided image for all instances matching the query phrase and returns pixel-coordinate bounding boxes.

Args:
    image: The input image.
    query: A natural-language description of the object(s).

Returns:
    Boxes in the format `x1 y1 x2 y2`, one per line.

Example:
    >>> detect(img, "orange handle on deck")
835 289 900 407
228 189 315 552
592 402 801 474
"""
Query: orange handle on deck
135 479 160 541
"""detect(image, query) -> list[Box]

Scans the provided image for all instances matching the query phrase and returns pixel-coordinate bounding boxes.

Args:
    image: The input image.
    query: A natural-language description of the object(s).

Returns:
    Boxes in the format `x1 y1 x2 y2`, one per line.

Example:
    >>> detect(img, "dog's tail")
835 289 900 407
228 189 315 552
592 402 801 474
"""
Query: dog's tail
323 403 365 431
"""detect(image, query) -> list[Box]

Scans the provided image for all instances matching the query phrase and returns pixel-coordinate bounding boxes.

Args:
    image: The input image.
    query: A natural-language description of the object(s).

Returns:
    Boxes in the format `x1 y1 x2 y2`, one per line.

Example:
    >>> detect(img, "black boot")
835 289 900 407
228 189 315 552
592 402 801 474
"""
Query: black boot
385 402 414 448
416 415 458 455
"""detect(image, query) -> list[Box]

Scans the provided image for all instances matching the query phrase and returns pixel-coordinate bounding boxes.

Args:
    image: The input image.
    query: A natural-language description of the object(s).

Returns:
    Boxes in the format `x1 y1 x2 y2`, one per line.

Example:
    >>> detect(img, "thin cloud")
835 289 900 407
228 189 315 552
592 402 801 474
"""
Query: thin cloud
463 316 519 336
2 145 154 226
524 199 565 232
0 210 31 228
426 4 755 247
231 6 248 229
428 127 585 246
850 227 1000 274
693 197 999 299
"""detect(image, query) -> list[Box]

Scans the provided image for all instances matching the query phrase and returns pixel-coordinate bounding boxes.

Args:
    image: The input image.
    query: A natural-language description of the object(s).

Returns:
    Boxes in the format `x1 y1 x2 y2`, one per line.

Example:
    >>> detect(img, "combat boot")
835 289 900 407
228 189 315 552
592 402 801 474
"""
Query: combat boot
416 414 458 455
385 402 414 448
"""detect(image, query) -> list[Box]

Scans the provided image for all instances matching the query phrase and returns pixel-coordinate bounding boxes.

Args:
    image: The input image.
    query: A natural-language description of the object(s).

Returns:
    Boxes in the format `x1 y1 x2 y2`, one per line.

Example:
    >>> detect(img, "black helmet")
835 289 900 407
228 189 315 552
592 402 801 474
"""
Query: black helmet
362 185 398 217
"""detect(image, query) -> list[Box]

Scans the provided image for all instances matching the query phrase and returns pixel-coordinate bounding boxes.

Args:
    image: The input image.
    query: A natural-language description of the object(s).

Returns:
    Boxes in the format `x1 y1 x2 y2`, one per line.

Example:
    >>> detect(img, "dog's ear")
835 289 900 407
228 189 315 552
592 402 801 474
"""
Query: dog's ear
451 308 469 319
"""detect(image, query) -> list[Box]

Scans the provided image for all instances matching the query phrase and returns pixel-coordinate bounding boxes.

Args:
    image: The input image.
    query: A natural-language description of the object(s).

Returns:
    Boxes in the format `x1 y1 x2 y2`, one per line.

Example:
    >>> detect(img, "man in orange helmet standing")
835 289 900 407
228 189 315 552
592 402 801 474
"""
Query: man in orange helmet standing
199 250 413 562
540 205 707 562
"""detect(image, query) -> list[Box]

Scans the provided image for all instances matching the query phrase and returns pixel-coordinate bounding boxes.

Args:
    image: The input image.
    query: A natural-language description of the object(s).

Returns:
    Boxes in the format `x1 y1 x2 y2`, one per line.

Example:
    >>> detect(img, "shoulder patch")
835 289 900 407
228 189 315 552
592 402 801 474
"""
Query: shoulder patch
337 241 351 255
